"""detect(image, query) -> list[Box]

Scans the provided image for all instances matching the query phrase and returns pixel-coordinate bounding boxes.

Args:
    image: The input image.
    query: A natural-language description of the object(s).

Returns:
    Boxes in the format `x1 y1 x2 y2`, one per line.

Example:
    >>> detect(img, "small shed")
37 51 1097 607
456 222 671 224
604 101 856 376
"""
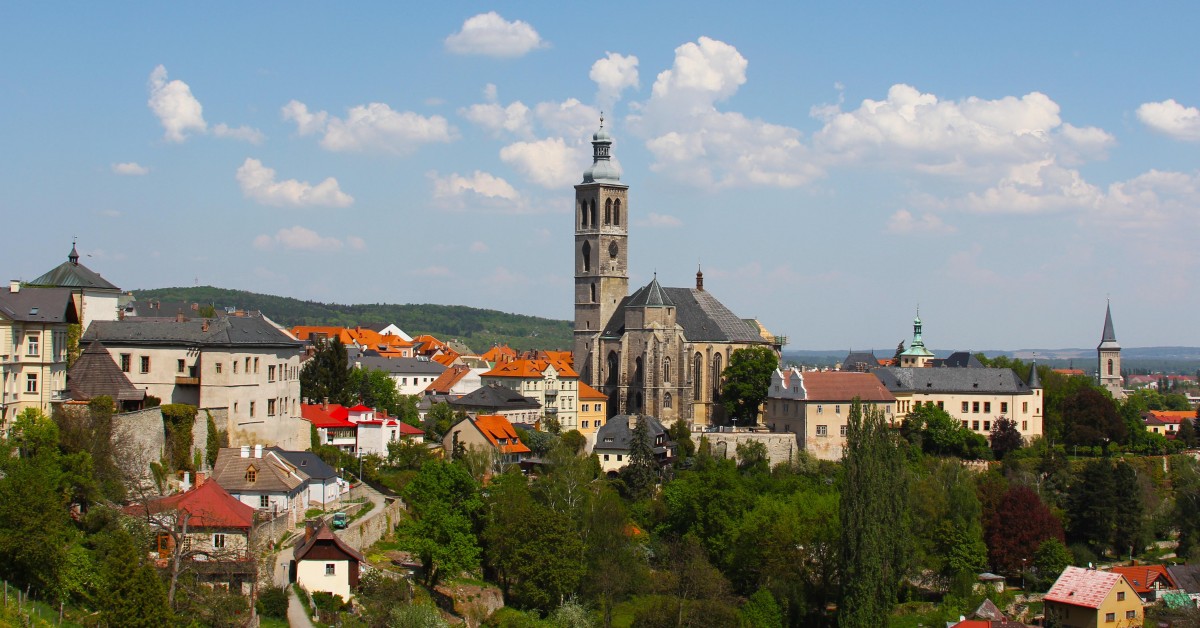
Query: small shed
292 520 365 601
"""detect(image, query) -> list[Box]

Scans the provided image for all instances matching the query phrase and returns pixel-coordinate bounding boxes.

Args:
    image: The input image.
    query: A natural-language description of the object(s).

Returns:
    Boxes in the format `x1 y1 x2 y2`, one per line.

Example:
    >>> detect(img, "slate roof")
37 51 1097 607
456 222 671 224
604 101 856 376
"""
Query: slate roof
0 287 77 323
354 355 447 376
1166 564 1200 594
450 384 541 411
67 341 146 402
84 314 301 348
212 448 304 494
842 351 880 372
603 282 765 344
1044 566 1125 609
593 415 672 456
874 367 1034 395
626 276 674 308
294 521 365 563
126 479 255 529
28 252 121 292
267 447 338 482
932 351 985 368
1099 302 1120 349
799 372 896 402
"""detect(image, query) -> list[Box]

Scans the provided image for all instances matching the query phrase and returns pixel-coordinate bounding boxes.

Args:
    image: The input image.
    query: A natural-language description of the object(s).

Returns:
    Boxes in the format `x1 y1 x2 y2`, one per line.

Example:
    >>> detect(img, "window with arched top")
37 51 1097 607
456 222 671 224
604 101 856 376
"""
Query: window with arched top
590 283 597 303
664 392 672 409
581 241 591 272
614 199 621 225
590 201 597 227
663 357 671 383
635 356 644 385
693 353 703 400
1107 359 1114 376
580 201 587 227
604 198 612 225
712 353 723 399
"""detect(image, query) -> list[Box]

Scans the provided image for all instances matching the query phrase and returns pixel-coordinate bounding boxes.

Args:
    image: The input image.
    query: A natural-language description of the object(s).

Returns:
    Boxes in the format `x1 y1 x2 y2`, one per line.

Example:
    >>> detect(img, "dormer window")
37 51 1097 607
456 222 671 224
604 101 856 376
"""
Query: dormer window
245 466 257 483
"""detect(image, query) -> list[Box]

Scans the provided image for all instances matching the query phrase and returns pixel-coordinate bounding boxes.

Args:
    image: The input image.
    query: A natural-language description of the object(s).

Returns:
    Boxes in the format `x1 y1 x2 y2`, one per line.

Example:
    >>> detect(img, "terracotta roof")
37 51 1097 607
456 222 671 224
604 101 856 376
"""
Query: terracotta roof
426 365 470 394
432 352 460 367
484 357 578 379
800 371 896 402
1109 564 1176 594
579 382 607 400
301 403 355 429
126 479 255 529
1146 410 1193 425
1054 368 1086 376
1045 566 1125 609
473 415 531 455
481 344 517 364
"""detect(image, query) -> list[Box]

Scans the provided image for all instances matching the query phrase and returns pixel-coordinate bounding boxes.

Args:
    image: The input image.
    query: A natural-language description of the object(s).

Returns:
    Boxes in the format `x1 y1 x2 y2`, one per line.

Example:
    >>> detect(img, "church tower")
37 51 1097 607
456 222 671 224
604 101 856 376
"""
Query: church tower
574 116 629 388
1097 301 1124 398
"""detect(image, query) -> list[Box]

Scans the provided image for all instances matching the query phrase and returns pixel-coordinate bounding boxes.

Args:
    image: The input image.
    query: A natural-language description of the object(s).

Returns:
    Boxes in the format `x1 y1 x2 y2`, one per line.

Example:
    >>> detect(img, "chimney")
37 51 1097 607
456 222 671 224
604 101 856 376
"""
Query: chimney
202 319 210 332
240 445 250 458
8 280 18 294
322 397 329 410
176 310 185 323
254 444 263 458
628 415 638 430
195 471 207 487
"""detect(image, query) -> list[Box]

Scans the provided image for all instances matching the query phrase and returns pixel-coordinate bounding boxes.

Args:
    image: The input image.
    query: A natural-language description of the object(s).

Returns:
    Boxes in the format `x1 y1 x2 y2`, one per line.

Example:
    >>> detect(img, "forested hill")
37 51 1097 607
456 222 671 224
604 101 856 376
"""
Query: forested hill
132 286 572 353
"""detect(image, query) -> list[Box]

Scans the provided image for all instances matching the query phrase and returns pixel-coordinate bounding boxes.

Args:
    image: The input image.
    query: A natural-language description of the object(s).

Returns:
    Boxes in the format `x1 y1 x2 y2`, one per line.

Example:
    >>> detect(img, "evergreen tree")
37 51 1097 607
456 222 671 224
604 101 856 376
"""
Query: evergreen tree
839 401 909 628
619 416 660 499
299 336 350 404
1067 459 1119 553
98 529 171 627
1111 461 1145 556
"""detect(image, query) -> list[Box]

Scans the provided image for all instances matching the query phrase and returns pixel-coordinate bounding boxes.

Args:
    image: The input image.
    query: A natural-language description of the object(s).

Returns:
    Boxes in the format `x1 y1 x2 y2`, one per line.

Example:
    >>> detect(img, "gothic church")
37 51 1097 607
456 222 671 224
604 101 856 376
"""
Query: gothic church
572 120 780 427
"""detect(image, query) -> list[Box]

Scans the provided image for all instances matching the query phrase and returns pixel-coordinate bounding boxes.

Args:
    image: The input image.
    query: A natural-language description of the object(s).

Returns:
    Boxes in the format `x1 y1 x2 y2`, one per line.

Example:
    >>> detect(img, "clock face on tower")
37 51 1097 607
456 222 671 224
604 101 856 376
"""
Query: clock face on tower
608 241 619 258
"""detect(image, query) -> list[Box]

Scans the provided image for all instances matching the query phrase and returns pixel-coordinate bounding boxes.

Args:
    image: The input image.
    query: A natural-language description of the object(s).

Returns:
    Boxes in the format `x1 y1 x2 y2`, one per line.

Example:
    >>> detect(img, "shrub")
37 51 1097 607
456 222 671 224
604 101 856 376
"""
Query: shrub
257 585 289 620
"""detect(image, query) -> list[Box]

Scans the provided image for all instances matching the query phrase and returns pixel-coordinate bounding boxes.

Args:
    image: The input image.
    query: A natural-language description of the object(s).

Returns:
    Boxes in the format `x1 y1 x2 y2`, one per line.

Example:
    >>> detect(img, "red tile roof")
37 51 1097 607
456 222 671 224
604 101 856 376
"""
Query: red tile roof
1109 564 1176 594
474 415 532 455
484 357 578 379
579 382 607 401
1146 410 1194 425
126 479 255 529
481 344 517 364
1045 566 1124 609
802 371 896 402
426 365 471 394
301 403 355 428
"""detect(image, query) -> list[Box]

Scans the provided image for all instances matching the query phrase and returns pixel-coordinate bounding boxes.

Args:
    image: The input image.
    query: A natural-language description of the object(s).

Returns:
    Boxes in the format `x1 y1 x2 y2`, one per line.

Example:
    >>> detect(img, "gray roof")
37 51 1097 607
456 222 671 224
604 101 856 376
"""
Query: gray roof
68 341 145 402
354 355 447 376
842 351 880 372
874 367 1034 395
1027 363 1041 388
1099 302 1120 350
603 282 765 344
0 287 77 323
932 351 985 368
83 314 301 349
212 448 304 494
593 414 672 456
1167 564 1200 594
267 447 337 482
450 383 541 411
28 247 120 291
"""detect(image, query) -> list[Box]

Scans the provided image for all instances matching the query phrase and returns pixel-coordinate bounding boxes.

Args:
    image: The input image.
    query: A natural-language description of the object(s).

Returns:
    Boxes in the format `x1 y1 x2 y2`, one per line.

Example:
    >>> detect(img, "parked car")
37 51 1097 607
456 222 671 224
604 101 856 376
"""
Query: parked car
331 512 347 529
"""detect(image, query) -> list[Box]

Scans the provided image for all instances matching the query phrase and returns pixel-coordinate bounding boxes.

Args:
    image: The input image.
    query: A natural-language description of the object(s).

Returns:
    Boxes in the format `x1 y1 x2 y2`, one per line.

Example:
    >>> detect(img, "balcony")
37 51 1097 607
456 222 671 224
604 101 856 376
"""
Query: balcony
175 376 201 386
544 387 559 399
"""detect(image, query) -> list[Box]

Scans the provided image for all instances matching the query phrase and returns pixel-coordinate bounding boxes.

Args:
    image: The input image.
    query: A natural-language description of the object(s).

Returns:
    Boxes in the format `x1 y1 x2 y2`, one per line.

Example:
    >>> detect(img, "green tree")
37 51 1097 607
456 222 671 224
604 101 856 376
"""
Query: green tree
735 440 770 475
619 416 660 499
721 347 779 425
425 402 457 440
347 366 403 416
1032 538 1072 589
839 401 909 628
1061 386 1125 447
1067 459 1122 553
400 461 483 586
300 336 350 404
97 528 171 627
739 589 784 628
204 411 224 468
581 487 644 628
667 419 696 463
902 403 989 459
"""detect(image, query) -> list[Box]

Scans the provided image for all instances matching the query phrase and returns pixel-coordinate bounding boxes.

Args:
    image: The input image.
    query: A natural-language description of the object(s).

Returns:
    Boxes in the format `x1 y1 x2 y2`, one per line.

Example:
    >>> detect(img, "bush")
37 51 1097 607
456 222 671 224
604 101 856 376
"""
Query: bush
257 585 289 620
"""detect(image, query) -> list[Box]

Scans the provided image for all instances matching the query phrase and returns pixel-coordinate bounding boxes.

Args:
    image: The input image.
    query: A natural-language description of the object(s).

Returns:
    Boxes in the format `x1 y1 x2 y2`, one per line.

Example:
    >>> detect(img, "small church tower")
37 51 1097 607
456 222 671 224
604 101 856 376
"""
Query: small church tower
898 311 935 367
574 116 630 388
1097 301 1125 399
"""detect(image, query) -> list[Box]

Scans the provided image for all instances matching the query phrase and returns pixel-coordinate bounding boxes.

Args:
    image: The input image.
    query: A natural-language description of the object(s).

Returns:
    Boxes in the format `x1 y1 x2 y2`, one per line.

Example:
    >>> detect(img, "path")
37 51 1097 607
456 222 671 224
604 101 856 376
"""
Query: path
287 586 316 628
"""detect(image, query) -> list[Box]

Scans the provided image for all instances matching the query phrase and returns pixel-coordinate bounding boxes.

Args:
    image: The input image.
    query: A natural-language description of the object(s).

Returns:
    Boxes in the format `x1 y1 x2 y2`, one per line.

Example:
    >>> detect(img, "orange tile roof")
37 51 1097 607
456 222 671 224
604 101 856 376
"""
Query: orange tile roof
473 415 531 455
1148 410 1194 424
579 382 607 400
291 326 414 354
1054 368 1086 376
1109 565 1176 594
481 344 517 364
1045 566 1125 609
432 351 460 367
426 365 470 394
802 371 896 402
484 357 578 379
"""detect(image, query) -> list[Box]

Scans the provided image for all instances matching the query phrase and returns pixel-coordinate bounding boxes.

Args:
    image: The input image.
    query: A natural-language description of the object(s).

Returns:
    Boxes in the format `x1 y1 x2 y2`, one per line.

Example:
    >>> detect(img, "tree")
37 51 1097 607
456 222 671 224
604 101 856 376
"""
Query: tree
1178 418 1199 448
839 401 909 627
400 461 483 586
425 402 457 440
720 347 779 426
619 416 660 499
892 341 905 365
97 528 171 627
990 417 1024 459
581 487 644 627
1067 459 1122 553
736 440 770 475
1061 386 1125 447
739 589 784 628
986 485 1064 575
902 403 989 459
1032 538 1072 586
347 366 403 416
300 336 350 404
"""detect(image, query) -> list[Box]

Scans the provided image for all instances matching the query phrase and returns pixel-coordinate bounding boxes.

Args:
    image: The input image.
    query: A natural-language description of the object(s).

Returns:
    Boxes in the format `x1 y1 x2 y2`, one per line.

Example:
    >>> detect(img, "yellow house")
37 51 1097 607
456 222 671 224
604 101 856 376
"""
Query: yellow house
1044 566 1142 628
577 382 608 438
0 284 77 429
481 357 580 431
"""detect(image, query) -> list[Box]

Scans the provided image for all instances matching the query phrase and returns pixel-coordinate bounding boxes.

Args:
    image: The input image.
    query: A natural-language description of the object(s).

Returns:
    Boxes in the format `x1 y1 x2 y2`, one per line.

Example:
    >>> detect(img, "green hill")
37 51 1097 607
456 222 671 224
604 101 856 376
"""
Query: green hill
132 286 573 353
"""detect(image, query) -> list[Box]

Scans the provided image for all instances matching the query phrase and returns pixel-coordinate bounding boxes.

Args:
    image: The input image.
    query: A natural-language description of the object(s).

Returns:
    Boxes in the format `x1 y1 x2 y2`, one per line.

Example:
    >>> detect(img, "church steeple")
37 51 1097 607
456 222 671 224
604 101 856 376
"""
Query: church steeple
898 308 935 367
1097 300 1124 398
69 239 79 266
582 113 621 184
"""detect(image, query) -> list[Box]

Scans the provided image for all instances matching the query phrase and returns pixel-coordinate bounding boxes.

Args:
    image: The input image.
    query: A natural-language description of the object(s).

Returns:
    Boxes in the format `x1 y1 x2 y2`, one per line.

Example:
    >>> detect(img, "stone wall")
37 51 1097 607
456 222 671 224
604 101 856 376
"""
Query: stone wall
223 412 309 451
337 497 404 552
692 431 800 467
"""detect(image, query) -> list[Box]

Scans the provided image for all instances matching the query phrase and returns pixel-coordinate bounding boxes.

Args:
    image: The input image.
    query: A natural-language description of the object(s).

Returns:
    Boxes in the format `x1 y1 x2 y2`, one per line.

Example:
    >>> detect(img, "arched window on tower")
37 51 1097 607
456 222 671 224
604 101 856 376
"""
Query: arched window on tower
581 241 591 273
663 357 671 383
712 353 723 400
589 201 596 227
604 198 612 225
664 392 672 409
1107 359 1114 376
635 356 644 385
580 200 587 228
590 283 597 303
614 199 622 225
693 353 703 400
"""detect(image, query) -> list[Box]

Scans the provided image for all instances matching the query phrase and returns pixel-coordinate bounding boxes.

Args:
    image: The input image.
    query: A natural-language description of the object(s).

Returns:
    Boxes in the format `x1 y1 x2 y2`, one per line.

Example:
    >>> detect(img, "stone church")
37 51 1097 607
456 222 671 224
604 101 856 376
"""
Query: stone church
571 119 781 427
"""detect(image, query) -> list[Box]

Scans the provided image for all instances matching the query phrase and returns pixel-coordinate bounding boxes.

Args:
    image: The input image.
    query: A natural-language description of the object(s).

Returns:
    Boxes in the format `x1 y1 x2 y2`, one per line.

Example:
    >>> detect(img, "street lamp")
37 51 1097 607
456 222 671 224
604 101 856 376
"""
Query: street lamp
1021 558 1027 590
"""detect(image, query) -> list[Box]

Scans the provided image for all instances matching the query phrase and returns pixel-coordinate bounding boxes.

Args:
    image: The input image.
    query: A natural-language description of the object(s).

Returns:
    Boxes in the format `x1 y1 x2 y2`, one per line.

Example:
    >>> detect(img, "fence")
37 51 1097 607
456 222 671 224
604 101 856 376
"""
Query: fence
0 579 67 626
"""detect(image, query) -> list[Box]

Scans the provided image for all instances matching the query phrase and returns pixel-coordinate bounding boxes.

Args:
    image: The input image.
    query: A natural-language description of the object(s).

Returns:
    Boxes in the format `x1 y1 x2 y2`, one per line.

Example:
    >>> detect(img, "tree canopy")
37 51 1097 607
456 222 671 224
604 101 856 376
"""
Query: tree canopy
721 347 779 426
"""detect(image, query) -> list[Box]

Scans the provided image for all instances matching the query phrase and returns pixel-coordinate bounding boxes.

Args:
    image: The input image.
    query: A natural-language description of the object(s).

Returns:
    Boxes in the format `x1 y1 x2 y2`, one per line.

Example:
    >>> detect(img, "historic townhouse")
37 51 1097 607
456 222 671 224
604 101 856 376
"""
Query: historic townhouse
481 356 580 430
764 368 897 461
0 283 76 428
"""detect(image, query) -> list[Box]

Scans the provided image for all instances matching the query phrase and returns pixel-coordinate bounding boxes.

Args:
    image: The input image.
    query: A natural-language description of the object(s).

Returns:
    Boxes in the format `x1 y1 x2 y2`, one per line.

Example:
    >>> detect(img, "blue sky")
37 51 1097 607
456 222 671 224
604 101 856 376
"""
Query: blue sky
2 3 1199 351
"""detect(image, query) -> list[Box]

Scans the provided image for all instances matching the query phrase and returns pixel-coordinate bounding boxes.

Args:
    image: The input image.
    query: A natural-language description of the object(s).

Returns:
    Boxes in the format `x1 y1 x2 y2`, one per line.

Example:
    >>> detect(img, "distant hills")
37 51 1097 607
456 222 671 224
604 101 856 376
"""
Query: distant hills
132 286 573 354
783 348 1200 375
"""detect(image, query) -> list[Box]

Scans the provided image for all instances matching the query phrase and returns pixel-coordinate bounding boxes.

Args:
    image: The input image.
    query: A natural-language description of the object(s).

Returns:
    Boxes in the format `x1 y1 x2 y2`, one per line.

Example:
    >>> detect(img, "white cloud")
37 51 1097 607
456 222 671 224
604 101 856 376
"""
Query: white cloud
591 52 639 102
500 138 582 188
236 158 354 208
284 101 456 154
253 226 348 251
886 209 956 234
957 158 1102 214
628 37 820 188
459 101 532 137
281 100 329 136
483 83 498 102
636 212 682 227
111 162 148 175
410 266 453 277
147 65 206 142
213 123 265 144
535 99 600 140
1137 99 1200 141
430 170 520 202
444 12 546 58
346 236 366 250
470 241 489 253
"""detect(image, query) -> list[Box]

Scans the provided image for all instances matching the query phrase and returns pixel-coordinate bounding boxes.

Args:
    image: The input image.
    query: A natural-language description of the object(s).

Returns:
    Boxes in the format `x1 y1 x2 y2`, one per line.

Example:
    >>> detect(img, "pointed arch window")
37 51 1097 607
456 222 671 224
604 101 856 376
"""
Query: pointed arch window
1107 359 1114 376
604 198 612 225
581 241 592 273
693 353 703 400
613 199 621 225
664 392 672 409
663 357 671 383
580 200 588 227
712 353 723 399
